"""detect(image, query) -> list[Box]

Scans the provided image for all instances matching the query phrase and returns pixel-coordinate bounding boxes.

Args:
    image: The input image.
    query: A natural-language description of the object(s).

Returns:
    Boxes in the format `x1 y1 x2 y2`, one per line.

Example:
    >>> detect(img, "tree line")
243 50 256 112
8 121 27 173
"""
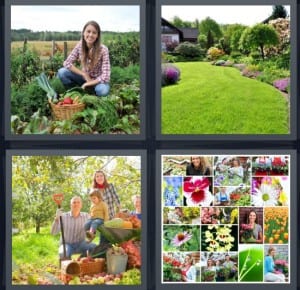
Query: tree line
11 29 137 42
12 156 141 233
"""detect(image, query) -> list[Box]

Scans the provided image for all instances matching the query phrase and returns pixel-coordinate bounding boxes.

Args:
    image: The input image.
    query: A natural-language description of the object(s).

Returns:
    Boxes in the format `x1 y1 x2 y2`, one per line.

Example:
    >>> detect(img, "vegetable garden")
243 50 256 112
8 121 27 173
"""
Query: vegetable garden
11 32 140 134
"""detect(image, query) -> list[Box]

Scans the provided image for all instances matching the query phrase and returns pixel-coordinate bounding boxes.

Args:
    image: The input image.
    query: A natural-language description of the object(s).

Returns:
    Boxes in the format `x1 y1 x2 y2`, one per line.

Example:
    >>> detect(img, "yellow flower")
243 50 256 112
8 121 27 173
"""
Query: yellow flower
278 191 288 205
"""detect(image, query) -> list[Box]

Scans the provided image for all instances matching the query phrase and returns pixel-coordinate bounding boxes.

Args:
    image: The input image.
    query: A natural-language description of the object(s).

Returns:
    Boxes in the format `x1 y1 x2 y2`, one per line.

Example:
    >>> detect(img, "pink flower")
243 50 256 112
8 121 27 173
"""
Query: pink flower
172 231 192 247
275 259 288 266
183 177 211 205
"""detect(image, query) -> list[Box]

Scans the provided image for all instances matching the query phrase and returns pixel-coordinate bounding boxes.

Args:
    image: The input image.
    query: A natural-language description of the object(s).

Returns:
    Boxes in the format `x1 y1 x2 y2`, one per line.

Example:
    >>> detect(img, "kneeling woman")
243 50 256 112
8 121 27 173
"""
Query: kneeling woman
57 20 110 97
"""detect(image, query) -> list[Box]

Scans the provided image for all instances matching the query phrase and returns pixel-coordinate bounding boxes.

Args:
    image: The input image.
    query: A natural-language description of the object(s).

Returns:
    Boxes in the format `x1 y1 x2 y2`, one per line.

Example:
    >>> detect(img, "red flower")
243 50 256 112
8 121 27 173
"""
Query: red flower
183 177 211 205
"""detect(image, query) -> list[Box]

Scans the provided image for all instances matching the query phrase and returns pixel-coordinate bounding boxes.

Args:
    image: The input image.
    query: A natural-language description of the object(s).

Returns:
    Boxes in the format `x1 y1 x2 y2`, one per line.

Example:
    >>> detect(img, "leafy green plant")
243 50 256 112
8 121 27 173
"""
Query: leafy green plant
11 46 42 88
72 95 119 133
110 65 139 86
11 81 51 122
44 52 64 78
174 41 203 58
107 33 140 67
11 110 50 134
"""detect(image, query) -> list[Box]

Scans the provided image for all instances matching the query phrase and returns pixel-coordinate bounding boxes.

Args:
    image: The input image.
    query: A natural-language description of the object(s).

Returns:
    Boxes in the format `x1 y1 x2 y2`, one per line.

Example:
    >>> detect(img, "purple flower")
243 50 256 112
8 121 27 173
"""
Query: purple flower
161 64 181 86
273 78 290 92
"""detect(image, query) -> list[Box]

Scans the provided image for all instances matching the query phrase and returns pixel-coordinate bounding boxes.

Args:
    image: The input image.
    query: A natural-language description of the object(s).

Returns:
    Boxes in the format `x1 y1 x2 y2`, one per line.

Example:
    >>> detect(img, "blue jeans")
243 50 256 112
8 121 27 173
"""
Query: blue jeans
57 67 110 97
84 218 104 232
59 240 96 259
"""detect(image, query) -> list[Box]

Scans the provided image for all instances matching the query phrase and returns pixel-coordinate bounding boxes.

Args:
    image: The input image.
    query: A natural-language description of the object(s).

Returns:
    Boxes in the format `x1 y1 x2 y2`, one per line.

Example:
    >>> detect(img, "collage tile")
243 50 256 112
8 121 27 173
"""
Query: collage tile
161 155 290 283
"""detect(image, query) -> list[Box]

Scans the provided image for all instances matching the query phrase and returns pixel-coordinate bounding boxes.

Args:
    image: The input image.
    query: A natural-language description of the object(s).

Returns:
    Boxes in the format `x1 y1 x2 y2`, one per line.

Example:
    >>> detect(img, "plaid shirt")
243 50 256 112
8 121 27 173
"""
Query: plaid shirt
63 41 110 83
51 211 89 245
98 184 120 219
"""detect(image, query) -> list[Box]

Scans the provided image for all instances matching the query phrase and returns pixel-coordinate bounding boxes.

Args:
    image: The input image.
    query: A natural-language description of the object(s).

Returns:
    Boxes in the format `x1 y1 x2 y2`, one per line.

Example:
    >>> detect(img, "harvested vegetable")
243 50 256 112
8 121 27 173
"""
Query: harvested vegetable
35 73 58 102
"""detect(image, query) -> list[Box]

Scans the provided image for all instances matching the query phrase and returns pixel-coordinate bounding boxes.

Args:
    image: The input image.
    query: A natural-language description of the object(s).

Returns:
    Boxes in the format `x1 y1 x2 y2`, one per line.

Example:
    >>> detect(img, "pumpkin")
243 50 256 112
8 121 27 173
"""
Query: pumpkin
122 220 133 229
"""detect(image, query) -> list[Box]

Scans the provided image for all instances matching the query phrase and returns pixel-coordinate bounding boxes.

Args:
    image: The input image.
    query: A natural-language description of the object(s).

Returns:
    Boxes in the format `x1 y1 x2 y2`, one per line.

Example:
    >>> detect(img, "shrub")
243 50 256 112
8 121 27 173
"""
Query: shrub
110 65 139 86
165 40 179 52
249 51 261 61
230 51 242 61
161 64 181 86
161 53 177 63
44 53 64 78
11 81 50 121
256 66 290 85
174 42 203 58
274 47 290 70
273 78 290 92
207 47 224 60
107 34 140 67
11 46 42 88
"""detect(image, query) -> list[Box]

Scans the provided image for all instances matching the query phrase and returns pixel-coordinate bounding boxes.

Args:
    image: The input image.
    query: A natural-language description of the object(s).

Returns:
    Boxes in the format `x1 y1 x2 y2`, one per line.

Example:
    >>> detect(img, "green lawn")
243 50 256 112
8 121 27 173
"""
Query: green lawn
161 62 289 134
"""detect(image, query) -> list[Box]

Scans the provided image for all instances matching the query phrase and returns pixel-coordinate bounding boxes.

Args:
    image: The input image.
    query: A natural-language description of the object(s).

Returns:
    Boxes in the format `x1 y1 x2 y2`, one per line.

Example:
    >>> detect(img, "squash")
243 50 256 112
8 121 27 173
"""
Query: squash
122 220 133 229
104 218 124 228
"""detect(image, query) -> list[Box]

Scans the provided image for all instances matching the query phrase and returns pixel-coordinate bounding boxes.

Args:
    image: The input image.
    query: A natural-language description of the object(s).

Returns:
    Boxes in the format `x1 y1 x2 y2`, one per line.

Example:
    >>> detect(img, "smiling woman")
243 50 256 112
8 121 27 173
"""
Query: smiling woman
57 20 111 97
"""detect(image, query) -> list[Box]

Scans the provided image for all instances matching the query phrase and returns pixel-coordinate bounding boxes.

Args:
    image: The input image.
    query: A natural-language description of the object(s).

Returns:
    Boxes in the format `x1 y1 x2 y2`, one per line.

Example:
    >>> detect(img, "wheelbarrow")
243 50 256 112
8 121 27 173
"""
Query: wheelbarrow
91 225 141 258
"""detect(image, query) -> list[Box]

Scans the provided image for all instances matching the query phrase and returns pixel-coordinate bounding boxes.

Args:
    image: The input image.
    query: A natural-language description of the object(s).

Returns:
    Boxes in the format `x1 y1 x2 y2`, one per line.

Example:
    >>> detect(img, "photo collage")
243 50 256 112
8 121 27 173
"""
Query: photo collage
161 155 290 283
2 0 298 289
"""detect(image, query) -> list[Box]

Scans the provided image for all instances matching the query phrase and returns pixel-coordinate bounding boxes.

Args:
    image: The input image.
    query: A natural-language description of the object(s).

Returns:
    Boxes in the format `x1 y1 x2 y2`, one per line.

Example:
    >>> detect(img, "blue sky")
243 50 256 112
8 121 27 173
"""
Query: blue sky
162 5 290 26
11 6 140 32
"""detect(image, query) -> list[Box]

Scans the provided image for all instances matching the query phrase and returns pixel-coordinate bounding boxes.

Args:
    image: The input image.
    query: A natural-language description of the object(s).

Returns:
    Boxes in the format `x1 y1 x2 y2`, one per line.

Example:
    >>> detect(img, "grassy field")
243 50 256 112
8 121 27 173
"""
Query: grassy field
11 40 78 57
161 62 289 134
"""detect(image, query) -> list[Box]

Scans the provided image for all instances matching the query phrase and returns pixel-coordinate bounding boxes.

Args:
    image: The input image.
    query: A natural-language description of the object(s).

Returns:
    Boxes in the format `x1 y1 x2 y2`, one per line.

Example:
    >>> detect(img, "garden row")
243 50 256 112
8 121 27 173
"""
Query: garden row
11 34 140 134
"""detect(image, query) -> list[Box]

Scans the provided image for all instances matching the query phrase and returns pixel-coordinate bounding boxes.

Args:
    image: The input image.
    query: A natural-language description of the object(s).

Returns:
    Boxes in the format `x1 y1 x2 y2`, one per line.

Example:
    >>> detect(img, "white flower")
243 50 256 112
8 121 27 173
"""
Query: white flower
252 183 278 206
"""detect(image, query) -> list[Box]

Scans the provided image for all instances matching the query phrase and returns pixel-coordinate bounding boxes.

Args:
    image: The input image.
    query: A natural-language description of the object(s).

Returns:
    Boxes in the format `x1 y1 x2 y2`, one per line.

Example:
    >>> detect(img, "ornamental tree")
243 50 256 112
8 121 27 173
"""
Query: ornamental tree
239 24 279 60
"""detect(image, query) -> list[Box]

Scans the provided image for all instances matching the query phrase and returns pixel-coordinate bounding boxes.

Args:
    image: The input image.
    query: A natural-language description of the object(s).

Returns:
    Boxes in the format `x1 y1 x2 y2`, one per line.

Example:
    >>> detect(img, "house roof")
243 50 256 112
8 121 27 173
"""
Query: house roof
179 28 199 40
161 17 183 38
161 18 199 41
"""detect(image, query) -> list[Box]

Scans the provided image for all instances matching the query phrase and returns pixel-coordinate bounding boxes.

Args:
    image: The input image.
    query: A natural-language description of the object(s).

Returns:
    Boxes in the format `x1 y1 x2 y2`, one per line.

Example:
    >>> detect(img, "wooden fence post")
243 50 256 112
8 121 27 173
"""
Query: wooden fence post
52 40 55 57
64 42 68 60
22 38 28 84
23 38 28 53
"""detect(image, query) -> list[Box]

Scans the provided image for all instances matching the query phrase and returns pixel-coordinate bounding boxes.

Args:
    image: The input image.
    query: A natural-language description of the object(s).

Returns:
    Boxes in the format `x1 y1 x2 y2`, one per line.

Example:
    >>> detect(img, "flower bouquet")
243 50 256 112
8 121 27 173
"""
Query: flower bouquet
240 224 256 243
163 255 182 282
274 259 288 275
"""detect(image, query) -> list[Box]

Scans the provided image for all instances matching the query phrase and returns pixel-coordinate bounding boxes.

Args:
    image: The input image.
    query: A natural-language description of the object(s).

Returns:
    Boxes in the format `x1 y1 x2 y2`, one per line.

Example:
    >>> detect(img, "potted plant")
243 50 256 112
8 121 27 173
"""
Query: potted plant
202 270 216 282
106 244 128 274
215 266 230 281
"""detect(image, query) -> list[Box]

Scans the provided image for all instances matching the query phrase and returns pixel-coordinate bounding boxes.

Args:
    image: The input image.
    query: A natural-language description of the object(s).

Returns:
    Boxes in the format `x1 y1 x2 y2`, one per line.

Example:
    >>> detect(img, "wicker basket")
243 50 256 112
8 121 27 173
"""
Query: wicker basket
80 259 105 276
49 101 85 121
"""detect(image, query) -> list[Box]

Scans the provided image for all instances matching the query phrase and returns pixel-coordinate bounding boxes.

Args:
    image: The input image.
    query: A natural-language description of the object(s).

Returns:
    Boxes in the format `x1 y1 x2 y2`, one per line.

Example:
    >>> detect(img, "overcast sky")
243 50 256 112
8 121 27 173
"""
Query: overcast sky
11 6 140 32
162 5 290 26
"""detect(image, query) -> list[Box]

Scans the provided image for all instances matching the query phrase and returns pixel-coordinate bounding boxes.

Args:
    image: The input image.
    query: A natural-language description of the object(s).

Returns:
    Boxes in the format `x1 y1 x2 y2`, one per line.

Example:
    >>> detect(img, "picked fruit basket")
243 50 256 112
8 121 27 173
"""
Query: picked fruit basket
78 258 105 276
49 100 85 121
49 87 87 121
35 73 86 121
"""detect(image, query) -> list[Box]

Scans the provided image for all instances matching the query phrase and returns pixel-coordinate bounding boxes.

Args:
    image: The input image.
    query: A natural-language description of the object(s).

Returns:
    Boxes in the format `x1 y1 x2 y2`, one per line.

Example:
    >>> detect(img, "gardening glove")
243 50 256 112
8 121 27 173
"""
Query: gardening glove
55 208 64 220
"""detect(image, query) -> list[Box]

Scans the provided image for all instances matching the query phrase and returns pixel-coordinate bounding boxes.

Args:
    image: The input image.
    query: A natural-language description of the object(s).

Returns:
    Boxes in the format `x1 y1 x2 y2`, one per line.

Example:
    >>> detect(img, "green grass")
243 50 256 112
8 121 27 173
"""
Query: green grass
12 226 59 268
162 62 289 134
12 225 101 267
